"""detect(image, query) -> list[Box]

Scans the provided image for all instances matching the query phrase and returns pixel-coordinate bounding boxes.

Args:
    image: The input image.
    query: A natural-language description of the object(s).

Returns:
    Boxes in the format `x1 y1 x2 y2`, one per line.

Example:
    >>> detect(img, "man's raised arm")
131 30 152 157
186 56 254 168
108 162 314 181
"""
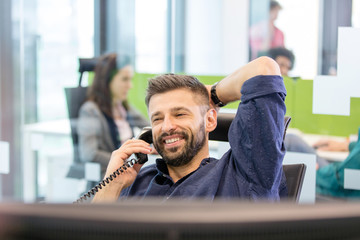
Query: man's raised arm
211 56 281 105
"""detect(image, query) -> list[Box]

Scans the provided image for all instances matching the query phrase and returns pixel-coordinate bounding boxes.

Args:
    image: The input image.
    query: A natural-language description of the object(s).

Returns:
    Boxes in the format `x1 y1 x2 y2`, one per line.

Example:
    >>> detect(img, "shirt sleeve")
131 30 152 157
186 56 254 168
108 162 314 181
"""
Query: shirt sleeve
228 75 287 196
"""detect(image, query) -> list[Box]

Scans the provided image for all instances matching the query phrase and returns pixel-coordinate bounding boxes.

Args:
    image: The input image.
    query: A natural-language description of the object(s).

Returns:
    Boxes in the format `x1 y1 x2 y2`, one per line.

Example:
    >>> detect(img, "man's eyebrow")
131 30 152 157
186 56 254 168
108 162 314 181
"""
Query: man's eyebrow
170 107 191 113
150 107 192 120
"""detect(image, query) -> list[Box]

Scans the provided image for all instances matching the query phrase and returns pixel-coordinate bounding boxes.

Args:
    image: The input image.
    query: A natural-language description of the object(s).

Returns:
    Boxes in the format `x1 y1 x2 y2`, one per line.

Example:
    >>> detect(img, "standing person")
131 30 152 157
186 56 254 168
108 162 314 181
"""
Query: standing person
91 56 288 203
250 0 285 60
77 53 149 189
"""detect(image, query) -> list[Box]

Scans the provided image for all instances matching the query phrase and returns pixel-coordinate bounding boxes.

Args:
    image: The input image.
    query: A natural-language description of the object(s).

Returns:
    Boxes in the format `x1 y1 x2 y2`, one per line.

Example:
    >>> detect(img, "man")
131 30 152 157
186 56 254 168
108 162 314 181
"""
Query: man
92 56 287 202
267 47 295 76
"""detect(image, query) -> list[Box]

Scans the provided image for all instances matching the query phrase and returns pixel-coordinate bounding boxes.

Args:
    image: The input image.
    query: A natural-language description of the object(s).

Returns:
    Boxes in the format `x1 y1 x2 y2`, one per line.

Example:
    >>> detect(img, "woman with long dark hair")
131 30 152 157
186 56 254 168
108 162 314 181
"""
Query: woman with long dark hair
77 53 148 188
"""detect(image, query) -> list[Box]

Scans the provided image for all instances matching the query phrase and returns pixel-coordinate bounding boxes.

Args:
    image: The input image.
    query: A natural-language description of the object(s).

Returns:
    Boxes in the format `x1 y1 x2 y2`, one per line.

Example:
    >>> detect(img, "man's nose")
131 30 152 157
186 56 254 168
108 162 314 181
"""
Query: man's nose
161 116 175 132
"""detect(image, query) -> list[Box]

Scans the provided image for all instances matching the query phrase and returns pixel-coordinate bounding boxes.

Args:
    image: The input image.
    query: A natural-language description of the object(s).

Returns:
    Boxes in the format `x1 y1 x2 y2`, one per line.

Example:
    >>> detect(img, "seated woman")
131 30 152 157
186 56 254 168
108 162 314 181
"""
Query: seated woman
77 53 149 189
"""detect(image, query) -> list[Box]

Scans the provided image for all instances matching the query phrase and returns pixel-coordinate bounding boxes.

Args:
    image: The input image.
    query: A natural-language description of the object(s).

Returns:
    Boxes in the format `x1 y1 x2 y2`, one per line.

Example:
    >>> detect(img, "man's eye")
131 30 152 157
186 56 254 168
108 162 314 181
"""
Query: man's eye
152 118 162 123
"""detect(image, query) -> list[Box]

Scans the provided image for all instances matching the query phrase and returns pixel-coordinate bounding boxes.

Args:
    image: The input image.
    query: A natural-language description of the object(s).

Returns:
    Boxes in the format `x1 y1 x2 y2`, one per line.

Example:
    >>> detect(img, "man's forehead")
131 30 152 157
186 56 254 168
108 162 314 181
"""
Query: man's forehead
149 88 194 103
148 89 201 114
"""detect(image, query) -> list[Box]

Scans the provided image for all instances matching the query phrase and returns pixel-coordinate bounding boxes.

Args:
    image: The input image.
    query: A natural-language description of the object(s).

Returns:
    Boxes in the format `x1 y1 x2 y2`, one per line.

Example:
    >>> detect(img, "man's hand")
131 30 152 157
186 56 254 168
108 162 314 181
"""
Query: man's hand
92 139 152 203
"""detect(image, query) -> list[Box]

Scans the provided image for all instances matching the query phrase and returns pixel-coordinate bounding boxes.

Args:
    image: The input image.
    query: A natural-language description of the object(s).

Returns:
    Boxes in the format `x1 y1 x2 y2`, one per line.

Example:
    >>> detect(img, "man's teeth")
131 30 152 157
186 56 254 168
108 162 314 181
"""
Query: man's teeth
165 138 180 144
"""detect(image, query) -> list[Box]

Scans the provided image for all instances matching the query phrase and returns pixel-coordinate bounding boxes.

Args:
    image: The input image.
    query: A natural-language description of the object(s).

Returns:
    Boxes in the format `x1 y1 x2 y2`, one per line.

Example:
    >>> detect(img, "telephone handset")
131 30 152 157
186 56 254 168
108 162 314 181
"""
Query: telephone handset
74 127 153 203
134 126 153 164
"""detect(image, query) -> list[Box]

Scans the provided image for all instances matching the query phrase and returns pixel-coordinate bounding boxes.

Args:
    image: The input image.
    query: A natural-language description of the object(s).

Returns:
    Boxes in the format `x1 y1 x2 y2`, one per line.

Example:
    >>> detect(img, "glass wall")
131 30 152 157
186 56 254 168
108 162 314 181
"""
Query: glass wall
135 0 168 73
0 0 360 203
1 0 94 202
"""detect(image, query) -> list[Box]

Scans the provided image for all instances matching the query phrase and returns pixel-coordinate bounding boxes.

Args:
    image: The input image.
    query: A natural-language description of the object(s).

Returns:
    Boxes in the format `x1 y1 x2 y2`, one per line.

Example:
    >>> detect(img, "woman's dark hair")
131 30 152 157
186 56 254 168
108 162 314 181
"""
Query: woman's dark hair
87 53 129 117
145 74 209 111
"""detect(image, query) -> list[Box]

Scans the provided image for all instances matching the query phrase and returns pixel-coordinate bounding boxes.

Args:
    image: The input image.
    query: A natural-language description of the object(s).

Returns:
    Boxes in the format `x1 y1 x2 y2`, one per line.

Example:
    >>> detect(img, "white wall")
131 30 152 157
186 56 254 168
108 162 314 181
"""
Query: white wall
185 0 249 75
277 0 320 79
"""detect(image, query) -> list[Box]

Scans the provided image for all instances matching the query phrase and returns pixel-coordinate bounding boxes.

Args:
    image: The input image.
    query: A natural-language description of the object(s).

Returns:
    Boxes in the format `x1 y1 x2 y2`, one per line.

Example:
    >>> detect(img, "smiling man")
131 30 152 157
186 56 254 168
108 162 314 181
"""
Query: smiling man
92 56 288 202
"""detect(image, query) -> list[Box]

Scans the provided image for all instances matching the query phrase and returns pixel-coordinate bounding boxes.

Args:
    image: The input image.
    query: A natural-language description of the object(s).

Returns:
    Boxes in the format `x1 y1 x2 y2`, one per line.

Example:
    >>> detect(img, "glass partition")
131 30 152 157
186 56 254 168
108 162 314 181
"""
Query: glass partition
1 0 360 204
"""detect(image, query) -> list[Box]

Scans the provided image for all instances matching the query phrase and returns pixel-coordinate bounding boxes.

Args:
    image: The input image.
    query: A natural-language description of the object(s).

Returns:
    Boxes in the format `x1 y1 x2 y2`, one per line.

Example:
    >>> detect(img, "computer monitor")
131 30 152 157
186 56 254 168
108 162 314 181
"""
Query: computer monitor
1 200 360 239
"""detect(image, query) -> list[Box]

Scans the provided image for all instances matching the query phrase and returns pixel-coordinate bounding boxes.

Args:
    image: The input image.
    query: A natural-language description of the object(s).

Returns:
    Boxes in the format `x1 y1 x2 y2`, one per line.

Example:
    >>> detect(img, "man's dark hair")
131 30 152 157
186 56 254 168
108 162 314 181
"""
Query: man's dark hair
145 74 209 109
267 47 295 70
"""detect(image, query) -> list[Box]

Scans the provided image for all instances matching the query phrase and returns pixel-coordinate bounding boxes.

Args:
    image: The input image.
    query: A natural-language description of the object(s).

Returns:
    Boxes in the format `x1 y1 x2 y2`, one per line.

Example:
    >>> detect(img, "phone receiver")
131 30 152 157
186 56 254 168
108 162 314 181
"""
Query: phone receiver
74 126 153 203
135 126 153 164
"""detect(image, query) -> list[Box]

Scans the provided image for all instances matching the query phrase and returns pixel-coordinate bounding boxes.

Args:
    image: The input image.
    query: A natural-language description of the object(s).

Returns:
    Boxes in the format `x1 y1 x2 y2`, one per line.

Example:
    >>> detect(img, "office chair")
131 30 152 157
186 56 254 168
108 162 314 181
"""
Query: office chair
210 113 306 202
64 57 98 179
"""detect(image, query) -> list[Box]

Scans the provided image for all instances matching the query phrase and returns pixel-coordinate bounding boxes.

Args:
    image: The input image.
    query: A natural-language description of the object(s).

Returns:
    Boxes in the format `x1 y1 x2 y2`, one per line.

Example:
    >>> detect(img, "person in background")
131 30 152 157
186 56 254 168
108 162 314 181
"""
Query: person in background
267 47 295 76
315 129 360 198
77 53 149 189
313 138 351 152
250 0 285 60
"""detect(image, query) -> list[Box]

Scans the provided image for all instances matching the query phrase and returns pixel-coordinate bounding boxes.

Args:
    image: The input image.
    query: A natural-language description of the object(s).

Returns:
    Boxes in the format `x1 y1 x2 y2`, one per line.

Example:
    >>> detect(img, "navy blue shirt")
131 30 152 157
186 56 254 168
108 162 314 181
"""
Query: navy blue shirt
121 75 287 201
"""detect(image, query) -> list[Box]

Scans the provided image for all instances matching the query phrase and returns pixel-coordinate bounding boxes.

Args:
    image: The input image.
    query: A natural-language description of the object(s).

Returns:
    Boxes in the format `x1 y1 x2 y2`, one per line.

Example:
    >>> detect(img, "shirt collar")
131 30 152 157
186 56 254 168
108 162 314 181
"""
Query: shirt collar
155 157 217 178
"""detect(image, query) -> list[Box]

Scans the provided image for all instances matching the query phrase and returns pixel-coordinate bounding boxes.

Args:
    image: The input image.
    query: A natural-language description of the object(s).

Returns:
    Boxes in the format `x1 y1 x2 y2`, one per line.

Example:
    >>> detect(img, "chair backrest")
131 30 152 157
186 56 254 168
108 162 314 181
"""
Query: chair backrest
209 113 235 142
282 163 306 202
64 58 97 178
64 86 88 152
65 57 98 160
209 112 306 202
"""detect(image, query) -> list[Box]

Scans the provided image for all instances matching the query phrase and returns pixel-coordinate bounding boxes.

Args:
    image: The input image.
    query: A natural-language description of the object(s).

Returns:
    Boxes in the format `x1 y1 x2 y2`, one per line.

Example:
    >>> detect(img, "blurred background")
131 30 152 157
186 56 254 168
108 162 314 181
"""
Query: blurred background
0 0 359 203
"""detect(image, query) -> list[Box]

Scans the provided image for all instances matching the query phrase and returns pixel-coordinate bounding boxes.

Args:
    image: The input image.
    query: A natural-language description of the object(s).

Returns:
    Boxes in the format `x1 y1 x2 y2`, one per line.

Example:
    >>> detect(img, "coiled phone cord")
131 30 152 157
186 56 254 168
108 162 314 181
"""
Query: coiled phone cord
73 158 138 204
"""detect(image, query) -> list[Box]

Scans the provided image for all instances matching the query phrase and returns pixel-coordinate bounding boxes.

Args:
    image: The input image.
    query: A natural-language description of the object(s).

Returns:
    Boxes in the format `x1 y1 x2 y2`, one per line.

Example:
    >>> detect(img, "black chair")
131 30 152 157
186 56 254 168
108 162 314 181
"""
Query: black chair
282 163 306 202
210 113 306 202
64 58 98 179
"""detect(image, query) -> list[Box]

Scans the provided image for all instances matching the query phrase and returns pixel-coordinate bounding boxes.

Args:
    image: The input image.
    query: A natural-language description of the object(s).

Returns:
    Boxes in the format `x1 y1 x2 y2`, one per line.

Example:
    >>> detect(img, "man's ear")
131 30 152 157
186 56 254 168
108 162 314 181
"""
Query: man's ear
205 108 217 132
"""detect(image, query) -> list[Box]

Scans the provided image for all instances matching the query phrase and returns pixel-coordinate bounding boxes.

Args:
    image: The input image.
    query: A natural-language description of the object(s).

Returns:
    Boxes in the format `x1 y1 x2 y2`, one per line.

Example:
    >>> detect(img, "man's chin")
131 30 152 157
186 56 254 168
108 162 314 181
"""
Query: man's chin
161 150 185 162
159 144 182 154
162 151 181 160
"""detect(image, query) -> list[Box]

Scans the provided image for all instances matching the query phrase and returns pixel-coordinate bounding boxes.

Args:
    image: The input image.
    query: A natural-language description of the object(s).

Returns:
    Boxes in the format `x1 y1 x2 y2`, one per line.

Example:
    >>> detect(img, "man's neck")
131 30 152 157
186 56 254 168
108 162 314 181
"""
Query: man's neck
167 145 209 183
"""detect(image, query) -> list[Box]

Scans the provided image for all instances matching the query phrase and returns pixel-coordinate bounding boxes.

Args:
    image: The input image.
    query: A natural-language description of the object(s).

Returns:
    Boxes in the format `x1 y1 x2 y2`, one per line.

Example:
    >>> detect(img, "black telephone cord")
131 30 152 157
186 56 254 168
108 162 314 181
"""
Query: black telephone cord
73 158 138 204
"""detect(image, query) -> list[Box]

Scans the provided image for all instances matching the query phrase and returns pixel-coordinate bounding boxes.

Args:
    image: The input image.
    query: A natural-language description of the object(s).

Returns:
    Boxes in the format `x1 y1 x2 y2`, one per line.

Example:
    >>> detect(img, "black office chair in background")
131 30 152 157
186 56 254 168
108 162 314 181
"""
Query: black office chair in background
210 113 306 202
64 57 98 179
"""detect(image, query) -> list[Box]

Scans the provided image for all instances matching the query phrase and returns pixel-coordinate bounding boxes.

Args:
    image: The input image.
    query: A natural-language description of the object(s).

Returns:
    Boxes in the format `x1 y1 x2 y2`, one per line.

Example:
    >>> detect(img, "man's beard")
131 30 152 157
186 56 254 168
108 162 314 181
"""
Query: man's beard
153 123 206 167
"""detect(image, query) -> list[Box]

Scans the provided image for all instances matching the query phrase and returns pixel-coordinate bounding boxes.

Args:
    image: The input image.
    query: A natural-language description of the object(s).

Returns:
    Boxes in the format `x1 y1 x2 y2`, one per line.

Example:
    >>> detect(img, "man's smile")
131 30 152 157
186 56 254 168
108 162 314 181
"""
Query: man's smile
164 137 180 144
161 135 185 149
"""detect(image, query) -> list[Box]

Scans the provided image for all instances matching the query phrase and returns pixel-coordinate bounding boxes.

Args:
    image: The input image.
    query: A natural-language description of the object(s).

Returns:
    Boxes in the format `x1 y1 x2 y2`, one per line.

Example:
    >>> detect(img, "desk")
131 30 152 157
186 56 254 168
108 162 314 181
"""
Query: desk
287 128 349 162
22 119 72 203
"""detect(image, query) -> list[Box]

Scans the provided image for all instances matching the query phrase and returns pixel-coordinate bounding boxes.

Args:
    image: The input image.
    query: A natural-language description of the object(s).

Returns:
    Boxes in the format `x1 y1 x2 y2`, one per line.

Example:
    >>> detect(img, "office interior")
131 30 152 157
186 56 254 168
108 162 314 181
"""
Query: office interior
0 0 360 206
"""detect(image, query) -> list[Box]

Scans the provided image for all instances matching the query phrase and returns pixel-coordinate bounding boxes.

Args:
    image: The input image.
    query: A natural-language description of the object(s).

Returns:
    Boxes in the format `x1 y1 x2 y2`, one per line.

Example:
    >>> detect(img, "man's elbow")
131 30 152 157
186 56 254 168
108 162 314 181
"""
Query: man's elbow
254 56 281 76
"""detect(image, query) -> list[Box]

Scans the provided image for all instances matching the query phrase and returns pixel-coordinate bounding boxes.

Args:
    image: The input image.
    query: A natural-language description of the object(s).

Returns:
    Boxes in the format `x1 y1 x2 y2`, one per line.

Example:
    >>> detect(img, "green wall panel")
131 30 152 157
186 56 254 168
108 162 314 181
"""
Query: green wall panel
283 77 360 137
127 73 157 120
129 73 359 137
